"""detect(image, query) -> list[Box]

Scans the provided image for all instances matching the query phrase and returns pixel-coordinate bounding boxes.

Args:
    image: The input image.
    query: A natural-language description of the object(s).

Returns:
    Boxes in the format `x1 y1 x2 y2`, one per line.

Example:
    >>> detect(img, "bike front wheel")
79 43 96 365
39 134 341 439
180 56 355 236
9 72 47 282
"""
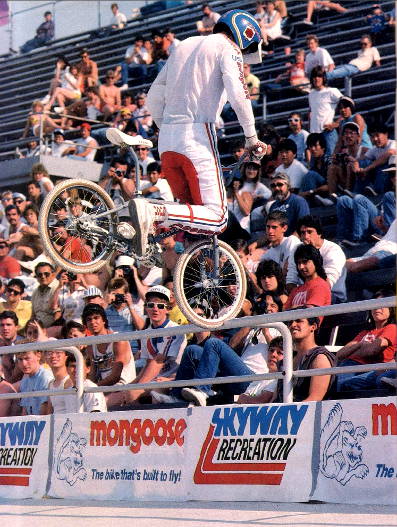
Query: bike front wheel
174 239 247 328
39 179 119 273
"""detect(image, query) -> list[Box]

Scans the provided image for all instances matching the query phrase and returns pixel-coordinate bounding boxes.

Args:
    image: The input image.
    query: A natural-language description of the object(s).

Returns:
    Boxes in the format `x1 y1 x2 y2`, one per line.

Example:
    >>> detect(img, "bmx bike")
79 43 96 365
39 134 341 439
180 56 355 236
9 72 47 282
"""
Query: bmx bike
38 128 247 328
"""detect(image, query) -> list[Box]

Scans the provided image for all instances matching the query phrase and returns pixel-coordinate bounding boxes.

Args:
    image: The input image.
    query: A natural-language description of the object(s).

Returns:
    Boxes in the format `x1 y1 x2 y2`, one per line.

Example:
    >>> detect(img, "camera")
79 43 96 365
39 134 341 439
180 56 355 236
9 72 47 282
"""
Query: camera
335 153 348 164
112 293 125 304
67 272 77 281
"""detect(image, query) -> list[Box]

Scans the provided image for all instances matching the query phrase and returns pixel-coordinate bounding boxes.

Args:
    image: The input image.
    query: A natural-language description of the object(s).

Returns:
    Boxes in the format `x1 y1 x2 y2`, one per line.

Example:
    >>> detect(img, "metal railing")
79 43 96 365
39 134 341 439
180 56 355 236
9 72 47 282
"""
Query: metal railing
0 296 394 412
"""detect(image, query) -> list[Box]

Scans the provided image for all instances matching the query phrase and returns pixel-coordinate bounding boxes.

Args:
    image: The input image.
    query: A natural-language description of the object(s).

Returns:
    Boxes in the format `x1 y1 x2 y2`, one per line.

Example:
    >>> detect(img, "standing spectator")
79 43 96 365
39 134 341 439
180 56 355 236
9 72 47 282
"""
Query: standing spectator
141 162 174 201
40 346 75 414
66 352 107 412
98 158 135 203
304 1 347 25
4 205 24 242
117 36 150 90
63 123 99 162
308 66 342 154
287 112 309 163
99 70 121 121
26 181 44 208
132 93 153 137
287 215 347 303
51 271 87 323
151 29 169 70
110 3 127 30
274 139 308 191
268 173 310 235
31 262 61 329
284 244 331 313
18 350 53 415
128 286 186 403
164 28 181 55
20 11 54 54
260 210 301 271
0 239 20 279
327 34 381 82
304 34 334 76
77 48 98 93
0 279 32 333
196 4 221 35
31 163 54 196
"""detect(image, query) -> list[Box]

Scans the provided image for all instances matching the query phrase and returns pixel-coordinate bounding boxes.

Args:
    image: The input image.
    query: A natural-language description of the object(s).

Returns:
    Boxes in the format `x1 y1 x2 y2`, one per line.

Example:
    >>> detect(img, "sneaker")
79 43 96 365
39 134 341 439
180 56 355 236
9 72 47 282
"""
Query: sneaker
53 106 65 114
380 377 397 389
41 94 50 104
303 19 313 25
364 186 378 197
120 84 129 91
181 387 208 407
117 222 136 240
314 195 334 207
151 391 184 404
330 193 339 200
128 198 155 257
342 239 361 247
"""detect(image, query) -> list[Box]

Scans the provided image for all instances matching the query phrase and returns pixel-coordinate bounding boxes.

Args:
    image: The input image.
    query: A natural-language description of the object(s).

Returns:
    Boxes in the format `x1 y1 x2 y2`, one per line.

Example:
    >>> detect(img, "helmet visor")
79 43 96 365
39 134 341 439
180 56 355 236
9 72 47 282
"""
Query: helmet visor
242 40 262 64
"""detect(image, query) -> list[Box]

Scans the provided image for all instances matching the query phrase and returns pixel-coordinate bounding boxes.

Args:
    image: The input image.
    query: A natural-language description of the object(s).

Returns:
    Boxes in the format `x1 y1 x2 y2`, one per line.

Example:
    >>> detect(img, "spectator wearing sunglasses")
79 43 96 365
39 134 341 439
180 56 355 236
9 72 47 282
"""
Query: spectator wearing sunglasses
31 262 61 329
0 238 21 279
0 279 32 334
287 112 309 164
128 285 186 404
134 141 155 178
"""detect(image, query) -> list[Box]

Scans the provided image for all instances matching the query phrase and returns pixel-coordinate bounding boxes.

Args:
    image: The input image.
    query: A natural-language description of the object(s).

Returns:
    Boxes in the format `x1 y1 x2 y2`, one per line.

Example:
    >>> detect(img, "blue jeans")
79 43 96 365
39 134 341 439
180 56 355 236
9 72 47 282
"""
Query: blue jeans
356 159 390 194
300 170 325 192
170 338 254 397
383 191 396 227
336 194 380 241
336 359 362 391
322 129 338 156
20 35 51 53
121 62 147 85
326 64 360 81
222 100 259 122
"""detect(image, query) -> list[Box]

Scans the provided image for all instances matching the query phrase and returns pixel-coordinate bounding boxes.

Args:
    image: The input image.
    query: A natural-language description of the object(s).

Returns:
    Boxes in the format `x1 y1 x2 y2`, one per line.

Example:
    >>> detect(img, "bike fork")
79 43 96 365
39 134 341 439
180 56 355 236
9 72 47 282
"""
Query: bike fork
213 235 220 282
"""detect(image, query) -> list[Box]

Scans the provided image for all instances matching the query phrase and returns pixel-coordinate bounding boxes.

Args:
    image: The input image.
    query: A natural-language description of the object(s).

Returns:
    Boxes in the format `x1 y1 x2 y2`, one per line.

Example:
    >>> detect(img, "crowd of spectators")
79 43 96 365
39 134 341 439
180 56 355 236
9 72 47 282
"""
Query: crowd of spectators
0 1 395 415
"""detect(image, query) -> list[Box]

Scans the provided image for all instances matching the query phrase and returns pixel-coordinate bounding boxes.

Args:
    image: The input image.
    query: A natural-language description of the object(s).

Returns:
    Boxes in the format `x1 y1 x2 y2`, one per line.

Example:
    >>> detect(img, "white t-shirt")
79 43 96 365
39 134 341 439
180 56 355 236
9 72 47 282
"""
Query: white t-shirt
350 46 380 71
74 135 99 162
125 45 150 64
286 239 347 302
141 178 174 201
51 140 74 158
288 130 309 163
366 220 397 256
260 235 301 267
110 11 127 28
309 87 343 133
275 159 308 190
240 181 271 201
305 47 334 75
83 379 107 412
365 140 396 162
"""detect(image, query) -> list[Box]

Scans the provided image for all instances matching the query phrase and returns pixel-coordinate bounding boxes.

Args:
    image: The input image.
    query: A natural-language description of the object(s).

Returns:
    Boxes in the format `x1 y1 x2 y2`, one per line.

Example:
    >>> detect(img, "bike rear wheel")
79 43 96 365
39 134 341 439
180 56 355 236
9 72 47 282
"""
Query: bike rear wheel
39 179 118 273
174 239 246 328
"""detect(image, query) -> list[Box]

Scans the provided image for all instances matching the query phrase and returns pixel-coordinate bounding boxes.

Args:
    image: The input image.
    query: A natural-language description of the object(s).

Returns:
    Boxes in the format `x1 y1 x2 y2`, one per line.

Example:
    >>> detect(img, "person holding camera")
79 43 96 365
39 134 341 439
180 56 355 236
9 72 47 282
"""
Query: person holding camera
99 158 135 203
50 270 87 324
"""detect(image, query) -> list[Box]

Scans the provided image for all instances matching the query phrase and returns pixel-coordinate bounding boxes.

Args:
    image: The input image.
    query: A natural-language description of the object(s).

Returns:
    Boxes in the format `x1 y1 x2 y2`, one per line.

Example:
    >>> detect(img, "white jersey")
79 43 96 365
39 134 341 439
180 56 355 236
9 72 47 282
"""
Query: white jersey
147 34 256 138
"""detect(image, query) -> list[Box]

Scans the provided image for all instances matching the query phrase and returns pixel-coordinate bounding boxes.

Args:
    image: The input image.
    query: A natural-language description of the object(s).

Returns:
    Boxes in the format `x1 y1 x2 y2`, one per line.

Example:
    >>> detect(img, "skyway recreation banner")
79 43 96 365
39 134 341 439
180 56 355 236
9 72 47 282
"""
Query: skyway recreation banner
0 415 51 498
312 397 397 505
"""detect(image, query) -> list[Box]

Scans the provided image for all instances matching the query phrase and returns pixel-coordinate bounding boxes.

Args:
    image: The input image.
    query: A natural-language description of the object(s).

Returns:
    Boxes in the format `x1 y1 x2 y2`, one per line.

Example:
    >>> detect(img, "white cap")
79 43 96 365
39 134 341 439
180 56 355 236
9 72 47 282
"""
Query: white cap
82 286 104 299
18 253 55 273
145 285 170 301
115 255 135 267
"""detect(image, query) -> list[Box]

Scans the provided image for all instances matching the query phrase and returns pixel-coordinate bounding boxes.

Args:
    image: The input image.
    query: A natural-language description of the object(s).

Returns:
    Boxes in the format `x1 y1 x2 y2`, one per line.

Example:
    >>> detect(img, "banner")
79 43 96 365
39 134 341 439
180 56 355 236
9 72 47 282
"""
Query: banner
0 415 51 498
48 409 190 501
186 402 316 502
312 397 397 505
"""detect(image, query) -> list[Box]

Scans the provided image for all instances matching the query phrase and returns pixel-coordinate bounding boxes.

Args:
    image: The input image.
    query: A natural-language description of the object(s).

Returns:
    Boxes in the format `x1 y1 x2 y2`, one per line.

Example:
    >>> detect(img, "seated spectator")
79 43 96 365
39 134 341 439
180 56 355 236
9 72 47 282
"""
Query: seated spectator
51 271 88 324
131 93 153 137
304 34 335 77
66 352 107 412
20 11 54 54
255 261 288 305
141 162 174 201
26 181 44 208
133 138 155 177
116 35 150 90
51 218 92 265
335 96 372 149
345 219 397 273
304 1 347 25
22 100 60 138
268 173 310 235
260 1 283 53
366 4 389 44
0 311 24 383
0 279 32 333
287 112 309 163
164 27 181 55
299 133 332 205
77 48 98 93
50 128 74 157
260 210 301 271
41 346 75 414
355 123 396 195
158 235 183 280
83 303 136 407
287 215 347 303
41 55 70 105
223 63 260 121
151 29 169 70
110 2 127 30
327 34 381 82
275 316 335 402
98 158 135 202
162 276 189 327
128 286 186 403
99 70 121 121
12 204 42 261
336 290 396 391
284 244 331 315
196 3 220 35
16 137 51 159
274 139 308 192
82 286 107 310
18 350 54 415
0 362 18 417
31 163 54 196
62 123 99 162
274 49 310 93
46 64 82 113
31 261 61 329
308 66 342 155
0 238 21 279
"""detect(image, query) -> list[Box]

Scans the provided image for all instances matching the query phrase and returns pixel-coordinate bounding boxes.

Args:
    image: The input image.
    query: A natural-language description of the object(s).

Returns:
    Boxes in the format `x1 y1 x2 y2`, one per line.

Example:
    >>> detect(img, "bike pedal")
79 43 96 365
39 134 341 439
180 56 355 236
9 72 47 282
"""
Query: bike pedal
117 222 136 240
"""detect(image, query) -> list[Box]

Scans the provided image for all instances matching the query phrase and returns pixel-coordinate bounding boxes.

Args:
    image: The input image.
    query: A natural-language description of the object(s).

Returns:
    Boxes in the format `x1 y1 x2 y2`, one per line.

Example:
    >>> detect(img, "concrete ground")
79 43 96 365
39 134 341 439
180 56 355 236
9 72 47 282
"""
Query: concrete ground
1 499 396 527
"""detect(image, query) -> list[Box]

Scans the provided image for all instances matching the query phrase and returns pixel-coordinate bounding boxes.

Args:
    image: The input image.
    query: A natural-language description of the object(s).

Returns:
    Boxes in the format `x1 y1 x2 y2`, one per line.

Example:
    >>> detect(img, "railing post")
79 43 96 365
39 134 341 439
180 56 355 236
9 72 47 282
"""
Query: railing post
344 76 352 97
262 92 267 122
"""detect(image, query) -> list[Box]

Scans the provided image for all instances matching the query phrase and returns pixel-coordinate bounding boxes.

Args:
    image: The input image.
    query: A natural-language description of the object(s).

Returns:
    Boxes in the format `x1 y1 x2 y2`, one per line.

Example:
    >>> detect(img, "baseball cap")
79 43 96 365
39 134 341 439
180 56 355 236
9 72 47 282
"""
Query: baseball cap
120 107 132 117
12 192 26 201
271 172 290 184
80 123 91 131
82 286 104 299
115 255 135 267
54 128 65 136
342 121 360 133
145 285 170 301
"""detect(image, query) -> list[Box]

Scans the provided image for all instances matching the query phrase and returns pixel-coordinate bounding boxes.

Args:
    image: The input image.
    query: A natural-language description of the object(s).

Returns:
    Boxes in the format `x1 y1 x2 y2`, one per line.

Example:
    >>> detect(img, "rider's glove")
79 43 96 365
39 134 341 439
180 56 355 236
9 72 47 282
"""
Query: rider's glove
245 135 268 159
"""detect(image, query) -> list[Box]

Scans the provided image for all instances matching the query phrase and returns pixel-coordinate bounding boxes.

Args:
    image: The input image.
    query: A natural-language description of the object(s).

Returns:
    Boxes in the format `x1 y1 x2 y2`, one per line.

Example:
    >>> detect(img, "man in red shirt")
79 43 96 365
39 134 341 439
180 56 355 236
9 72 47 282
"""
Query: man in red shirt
52 221 91 263
0 238 20 278
284 243 331 319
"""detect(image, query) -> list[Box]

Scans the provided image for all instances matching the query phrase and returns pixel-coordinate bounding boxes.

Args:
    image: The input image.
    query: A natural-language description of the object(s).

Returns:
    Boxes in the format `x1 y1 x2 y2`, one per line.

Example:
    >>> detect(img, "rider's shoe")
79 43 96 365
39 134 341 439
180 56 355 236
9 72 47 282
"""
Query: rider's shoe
128 198 155 257
117 222 136 240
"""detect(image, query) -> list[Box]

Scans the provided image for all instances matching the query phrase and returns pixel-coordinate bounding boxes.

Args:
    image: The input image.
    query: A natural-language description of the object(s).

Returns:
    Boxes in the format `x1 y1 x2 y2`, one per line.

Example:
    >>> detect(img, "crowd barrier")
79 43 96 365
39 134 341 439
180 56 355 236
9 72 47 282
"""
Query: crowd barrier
0 396 395 505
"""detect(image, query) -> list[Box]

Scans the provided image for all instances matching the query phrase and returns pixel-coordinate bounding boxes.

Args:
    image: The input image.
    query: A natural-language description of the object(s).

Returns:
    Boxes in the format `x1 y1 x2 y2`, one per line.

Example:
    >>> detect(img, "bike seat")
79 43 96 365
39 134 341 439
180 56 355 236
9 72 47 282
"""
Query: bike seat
106 128 153 149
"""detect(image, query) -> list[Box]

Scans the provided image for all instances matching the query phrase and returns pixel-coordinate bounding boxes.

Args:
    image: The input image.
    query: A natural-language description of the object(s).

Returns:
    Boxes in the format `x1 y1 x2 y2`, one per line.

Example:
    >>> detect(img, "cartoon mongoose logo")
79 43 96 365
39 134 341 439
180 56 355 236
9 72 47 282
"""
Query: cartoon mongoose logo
54 419 87 486
320 403 369 485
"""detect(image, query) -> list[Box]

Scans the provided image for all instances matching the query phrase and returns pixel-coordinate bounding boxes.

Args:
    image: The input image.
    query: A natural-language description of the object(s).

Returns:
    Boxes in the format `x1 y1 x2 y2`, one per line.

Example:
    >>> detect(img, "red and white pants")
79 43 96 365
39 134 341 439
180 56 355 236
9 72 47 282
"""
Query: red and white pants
156 122 228 234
